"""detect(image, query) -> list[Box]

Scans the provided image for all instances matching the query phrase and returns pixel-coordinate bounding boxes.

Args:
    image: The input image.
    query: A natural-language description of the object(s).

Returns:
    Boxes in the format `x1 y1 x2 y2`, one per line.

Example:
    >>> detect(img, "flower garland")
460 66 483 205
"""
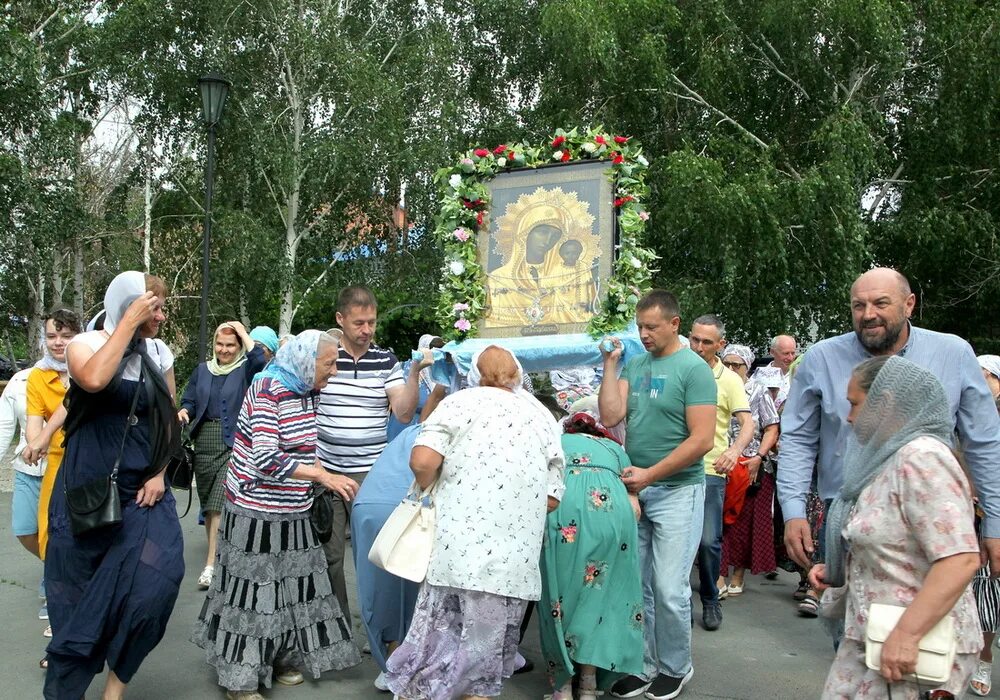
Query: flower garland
433 126 656 341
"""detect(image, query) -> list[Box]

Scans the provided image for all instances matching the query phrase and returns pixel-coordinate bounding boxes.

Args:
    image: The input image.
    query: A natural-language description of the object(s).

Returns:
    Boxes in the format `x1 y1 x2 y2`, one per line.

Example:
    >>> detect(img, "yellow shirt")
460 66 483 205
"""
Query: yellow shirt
704 361 750 476
26 368 68 465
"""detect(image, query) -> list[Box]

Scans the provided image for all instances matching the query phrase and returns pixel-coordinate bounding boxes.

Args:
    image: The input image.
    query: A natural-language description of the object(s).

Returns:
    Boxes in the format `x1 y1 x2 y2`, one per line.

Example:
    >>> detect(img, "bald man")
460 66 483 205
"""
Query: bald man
750 334 797 408
778 267 1000 574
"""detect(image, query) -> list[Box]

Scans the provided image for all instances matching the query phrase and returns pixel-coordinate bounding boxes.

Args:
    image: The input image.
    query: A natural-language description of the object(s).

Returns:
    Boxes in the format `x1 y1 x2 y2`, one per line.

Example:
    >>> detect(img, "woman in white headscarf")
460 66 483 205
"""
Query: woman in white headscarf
44 271 182 700
192 329 361 700
177 320 267 590
385 344 565 700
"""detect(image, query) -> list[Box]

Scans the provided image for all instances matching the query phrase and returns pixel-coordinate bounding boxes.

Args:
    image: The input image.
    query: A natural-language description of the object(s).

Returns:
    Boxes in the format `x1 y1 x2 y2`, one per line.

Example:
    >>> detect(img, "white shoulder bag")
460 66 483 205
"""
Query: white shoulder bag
865 602 956 684
368 480 437 583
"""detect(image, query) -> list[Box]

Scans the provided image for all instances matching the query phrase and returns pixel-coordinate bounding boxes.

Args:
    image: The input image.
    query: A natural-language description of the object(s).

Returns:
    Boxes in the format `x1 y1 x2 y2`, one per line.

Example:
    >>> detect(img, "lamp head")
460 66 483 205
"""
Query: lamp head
198 72 232 126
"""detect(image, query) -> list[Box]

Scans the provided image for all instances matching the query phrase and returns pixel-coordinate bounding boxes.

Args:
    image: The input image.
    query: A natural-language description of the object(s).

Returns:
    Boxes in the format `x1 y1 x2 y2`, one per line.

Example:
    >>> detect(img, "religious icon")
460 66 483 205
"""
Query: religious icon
479 161 615 338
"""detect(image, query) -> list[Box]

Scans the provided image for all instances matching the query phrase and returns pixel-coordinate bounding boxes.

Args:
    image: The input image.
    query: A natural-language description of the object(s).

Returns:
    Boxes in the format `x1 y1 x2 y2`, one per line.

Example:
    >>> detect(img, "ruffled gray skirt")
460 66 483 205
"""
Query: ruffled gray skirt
191 502 361 691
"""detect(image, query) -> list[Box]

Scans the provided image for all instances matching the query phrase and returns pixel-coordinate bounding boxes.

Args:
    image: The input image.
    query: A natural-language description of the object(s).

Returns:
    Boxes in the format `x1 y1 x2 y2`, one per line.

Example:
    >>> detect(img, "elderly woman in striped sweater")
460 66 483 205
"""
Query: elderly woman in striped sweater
192 329 361 700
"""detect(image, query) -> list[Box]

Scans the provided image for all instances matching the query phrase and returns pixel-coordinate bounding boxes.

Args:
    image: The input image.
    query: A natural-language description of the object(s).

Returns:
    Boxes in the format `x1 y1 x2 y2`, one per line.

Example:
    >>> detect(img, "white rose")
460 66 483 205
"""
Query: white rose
449 173 462 189
582 142 597 153
637 155 649 167
631 256 642 268
449 260 466 276
552 150 564 161
497 157 507 168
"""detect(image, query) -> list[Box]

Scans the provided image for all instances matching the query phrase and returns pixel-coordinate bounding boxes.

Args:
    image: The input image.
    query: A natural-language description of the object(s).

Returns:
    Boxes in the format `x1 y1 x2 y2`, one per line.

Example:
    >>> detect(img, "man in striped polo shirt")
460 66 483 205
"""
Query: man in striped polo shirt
316 285 431 624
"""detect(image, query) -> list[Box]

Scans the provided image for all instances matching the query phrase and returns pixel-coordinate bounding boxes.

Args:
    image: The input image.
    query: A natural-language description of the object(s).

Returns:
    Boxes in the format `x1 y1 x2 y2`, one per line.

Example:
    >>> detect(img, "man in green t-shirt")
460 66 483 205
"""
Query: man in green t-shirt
599 290 716 700
687 315 752 633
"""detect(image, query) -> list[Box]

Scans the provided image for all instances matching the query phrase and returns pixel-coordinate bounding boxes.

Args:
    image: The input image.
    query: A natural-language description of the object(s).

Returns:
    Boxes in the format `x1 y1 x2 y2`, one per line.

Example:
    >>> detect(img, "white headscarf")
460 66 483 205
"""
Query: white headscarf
35 329 68 373
978 355 1000 380
103 271 146 334
417 333 441 391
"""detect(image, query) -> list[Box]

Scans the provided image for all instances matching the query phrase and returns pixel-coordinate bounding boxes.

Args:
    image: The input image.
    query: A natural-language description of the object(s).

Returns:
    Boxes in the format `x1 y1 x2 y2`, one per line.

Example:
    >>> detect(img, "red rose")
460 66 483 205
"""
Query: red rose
613 195 634 208
493 144 507 155
561 150 571 162
506 149 516 160
462 198 483 209
476 210 485 227
611 152 625 164
474 148 490 158
552 135 566 147
595 135 607 145
614 136 629 144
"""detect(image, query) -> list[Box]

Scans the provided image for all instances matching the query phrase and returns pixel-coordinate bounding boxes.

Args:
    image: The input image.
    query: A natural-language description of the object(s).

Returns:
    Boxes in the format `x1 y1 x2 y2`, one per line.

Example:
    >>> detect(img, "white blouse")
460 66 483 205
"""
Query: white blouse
68 331 174 381
415 386 565 600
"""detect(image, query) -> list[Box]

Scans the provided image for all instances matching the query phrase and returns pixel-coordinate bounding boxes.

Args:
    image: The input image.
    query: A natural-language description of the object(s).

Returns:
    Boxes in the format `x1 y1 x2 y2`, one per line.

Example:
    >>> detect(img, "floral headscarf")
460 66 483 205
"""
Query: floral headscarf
722 344 755 373
257 329 339 395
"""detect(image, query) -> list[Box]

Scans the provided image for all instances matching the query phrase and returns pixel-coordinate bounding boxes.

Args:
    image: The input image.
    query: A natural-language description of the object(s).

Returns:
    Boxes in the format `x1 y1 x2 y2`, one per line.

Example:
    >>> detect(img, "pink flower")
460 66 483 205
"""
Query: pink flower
454 318 472 332
639 211 650 221
453 302 470 313
453 227 470 241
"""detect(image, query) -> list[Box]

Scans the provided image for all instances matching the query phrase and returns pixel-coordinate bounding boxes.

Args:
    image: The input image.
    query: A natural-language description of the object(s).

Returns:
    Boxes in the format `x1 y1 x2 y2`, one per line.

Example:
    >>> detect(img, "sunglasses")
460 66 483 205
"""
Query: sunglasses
722 361 746 370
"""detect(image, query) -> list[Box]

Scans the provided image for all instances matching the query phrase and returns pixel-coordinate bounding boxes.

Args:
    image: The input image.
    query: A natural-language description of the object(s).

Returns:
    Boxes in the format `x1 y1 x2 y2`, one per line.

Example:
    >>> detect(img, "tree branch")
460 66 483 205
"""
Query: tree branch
868 162 905 219
669 73 771 151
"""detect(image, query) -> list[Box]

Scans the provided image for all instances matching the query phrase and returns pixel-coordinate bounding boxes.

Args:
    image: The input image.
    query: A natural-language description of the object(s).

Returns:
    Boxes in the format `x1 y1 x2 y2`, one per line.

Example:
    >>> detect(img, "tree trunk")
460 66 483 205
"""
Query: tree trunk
72 234 85 317
27 270 45 362
278 77 304 337
143 144 153 272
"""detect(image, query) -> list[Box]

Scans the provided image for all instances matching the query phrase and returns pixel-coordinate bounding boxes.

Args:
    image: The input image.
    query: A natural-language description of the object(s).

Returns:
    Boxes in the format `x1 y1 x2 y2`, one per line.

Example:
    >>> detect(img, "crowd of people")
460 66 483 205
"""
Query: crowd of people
2 265 1000 700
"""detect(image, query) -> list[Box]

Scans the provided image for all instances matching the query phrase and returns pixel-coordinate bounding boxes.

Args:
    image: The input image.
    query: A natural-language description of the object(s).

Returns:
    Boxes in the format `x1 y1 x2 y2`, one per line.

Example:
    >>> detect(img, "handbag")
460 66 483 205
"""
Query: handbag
368 480 437 583
64 368 143 536
310 486 336 544
165 428 195 517
865 602 957 684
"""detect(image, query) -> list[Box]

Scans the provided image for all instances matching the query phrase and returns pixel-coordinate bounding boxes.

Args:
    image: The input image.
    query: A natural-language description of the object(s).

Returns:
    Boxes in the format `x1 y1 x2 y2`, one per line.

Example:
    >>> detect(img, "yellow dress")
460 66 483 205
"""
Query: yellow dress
26 368 68 559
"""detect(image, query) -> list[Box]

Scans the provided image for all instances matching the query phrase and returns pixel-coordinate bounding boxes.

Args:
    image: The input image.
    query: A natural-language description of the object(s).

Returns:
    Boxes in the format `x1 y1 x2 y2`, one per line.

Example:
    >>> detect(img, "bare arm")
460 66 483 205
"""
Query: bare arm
622 404 716 492
713 409 753 474
68 292 159 393
420 385 447 423
410 444 443 490
388 352 434 424
875 552 980 682
598 340 627 426
22 404 67 465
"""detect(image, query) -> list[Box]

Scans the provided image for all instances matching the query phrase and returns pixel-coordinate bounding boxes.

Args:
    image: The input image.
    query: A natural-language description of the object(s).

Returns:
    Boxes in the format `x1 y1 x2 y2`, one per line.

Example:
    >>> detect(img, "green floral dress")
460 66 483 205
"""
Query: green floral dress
540 432 644 691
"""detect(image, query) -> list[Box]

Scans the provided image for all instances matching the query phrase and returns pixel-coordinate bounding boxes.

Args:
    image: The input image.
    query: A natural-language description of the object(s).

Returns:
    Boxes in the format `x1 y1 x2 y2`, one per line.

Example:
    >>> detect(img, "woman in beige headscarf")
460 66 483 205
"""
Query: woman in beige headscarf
177 321 268 590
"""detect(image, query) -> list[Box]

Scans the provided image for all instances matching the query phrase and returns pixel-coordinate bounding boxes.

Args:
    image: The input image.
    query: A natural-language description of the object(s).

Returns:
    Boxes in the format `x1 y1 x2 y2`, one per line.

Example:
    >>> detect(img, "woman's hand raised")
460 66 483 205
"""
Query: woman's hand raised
121 292 159 331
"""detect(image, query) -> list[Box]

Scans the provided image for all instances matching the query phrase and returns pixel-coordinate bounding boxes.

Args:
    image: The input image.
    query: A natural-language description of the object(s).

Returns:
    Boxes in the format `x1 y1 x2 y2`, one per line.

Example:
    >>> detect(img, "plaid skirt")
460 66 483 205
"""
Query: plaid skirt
191 503 361 691
193 421 230 513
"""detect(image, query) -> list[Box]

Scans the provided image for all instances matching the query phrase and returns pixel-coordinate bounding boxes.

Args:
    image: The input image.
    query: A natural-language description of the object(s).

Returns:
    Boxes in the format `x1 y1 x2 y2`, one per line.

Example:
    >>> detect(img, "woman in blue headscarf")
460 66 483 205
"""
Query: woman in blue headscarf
193 329 361 700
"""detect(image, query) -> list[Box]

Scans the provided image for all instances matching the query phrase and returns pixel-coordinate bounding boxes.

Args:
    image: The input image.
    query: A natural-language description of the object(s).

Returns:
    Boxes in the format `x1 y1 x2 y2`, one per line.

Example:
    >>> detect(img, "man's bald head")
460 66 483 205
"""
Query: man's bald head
851 267 911 298
850 267 916 355
770 335 798 372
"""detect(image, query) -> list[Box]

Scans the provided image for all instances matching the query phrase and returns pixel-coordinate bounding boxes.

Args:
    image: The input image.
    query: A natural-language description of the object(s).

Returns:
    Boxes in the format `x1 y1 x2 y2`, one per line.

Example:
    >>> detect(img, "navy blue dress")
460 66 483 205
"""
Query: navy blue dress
44 378 185 699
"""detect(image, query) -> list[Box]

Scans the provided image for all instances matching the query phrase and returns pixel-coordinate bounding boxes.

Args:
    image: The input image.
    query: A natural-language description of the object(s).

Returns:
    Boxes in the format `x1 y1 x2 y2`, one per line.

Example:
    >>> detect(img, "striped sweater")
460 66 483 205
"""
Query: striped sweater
224 375 319 513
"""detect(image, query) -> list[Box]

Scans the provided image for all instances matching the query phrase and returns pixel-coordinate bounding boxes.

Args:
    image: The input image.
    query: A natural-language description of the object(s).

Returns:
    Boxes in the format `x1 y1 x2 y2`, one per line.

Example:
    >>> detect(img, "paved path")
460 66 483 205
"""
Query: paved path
0 495 879 699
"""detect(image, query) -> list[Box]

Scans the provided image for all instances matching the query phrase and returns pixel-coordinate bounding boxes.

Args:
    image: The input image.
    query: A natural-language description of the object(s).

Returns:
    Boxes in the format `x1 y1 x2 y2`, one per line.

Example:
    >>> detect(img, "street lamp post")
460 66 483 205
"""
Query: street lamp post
197 72 232 359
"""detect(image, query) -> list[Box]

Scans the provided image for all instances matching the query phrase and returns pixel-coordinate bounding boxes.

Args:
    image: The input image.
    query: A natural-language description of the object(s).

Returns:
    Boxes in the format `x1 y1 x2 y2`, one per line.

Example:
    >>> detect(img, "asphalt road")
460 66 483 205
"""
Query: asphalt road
0 493 894 700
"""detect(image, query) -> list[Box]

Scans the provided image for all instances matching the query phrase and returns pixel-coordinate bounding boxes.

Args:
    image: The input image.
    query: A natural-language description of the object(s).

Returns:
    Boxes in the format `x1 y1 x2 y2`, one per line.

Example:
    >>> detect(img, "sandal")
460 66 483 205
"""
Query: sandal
42 625 52 638
797 593 820 618
793 580 810 601
39 658 48 670
970 659 992 696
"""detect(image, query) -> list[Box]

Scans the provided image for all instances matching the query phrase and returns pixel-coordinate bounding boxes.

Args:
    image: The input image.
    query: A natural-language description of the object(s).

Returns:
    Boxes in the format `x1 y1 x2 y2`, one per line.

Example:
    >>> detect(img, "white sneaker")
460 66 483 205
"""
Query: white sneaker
374 671 390 692
197 565 214 590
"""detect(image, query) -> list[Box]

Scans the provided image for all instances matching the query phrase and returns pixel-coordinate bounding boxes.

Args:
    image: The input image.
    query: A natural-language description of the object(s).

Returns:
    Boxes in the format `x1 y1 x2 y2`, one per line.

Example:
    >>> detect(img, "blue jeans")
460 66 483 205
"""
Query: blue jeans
697 475 726 605
637 481 705 680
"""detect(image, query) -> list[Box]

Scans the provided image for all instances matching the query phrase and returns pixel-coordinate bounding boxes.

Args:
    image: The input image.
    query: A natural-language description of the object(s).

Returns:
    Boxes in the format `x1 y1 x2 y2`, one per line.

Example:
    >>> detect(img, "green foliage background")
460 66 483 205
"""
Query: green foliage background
2 0 999 379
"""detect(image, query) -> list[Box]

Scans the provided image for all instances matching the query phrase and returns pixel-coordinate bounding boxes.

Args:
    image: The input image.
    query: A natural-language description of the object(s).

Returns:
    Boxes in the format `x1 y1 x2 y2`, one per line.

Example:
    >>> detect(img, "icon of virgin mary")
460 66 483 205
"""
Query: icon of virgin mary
484 187 599 329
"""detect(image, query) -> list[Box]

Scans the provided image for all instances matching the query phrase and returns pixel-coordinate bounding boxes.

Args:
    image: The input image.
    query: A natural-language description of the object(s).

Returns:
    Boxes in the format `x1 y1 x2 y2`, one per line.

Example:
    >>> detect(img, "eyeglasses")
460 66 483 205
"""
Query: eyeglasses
722 361 746 370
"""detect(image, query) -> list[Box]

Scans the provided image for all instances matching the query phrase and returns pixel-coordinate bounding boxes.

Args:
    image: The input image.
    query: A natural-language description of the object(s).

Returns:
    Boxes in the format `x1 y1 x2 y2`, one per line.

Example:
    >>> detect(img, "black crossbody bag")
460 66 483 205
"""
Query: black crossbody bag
64 369 143 536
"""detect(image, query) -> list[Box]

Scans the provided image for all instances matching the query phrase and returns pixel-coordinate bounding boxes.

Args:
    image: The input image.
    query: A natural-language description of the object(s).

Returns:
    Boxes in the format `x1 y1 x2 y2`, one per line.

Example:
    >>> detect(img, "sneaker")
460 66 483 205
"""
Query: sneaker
374 671 390 692
797 594 819 618
197 565 214 590
610 674 652 698
646 668 694 700
702 602 722 631
275 667 304 686
793 580 810 601
42 625 52 638
763 570 779 580
38 605 48 620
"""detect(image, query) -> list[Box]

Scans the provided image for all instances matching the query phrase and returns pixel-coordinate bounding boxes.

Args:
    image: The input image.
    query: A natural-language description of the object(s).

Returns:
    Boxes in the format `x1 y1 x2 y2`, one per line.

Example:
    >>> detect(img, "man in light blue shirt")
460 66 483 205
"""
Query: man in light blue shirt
778 267 1000 572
